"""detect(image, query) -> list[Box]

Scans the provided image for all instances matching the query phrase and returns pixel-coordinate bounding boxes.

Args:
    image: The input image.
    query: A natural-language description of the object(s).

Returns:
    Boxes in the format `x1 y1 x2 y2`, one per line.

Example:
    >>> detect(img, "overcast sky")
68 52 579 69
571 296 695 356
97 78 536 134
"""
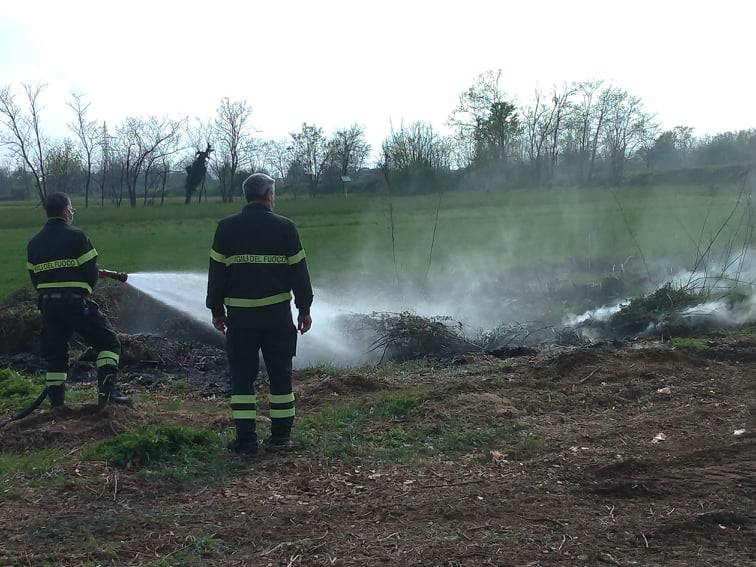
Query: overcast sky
1 0 754 156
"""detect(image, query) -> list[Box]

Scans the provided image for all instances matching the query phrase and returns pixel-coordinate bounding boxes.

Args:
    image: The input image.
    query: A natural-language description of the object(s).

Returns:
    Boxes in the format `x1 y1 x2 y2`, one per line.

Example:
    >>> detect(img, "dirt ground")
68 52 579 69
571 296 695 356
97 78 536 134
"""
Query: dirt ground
1 324 754 566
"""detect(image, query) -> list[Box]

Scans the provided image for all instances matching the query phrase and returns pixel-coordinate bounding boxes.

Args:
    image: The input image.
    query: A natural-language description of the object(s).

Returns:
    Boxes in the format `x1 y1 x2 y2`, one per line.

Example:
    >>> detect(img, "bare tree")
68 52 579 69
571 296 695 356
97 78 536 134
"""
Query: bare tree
67 93 99 208
97 121 118 207
243 138 272 174
450 69 519 166
158 157 171 206
521 84 576 185
602 88 657 184
523 89 553 184
142 129 182 205
567 80 607 183
328 124 371 177
290 123 331 197
211 98 252 202
673 125 695 164
0 83 49 203
547 83 576 182
382 122 453 179
45 139 82 195
248 138 294 194
119 116 183 207
266 139 293 182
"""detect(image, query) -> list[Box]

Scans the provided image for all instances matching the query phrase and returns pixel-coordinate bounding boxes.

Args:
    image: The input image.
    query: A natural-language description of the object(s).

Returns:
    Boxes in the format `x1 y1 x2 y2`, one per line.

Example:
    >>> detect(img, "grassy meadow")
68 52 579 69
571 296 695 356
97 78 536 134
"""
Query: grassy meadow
0 183 746 300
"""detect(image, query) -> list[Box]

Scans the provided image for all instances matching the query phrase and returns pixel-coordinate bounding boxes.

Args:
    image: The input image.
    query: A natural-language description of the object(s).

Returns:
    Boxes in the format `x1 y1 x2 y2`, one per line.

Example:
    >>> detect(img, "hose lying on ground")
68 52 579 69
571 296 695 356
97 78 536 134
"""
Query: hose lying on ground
0 387 49 429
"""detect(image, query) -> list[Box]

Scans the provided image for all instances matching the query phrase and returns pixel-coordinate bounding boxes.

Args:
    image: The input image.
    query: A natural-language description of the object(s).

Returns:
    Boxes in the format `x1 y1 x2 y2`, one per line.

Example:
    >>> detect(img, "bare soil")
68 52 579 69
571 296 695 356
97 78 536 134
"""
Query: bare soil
1 325 754 566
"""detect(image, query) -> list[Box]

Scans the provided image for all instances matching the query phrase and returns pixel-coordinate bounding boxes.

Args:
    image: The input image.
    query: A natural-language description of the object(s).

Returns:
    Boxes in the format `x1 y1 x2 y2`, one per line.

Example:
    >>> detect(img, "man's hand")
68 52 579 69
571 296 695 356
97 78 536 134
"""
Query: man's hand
212 315 227 335
297 313 312 335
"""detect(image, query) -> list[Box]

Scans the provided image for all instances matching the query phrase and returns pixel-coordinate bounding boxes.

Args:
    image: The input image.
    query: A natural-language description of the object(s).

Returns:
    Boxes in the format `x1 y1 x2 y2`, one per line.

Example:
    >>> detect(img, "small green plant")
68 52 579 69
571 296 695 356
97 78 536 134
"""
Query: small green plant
0 368 44 412
367 392 420 418
670 337 709 352
83 425 218 468
169 378 190 394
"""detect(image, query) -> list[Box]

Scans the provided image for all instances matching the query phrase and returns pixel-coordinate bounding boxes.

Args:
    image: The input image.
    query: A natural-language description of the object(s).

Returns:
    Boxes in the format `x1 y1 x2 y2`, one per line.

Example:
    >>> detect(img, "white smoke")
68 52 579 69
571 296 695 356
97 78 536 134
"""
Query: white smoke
671 247 756 291
563 301 628 327
127 272 416 367
681 296 756 327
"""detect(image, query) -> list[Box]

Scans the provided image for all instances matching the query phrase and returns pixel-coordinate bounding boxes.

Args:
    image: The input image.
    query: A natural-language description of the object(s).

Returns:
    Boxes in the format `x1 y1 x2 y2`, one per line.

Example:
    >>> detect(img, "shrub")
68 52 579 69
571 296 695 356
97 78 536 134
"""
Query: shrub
608 283 702 335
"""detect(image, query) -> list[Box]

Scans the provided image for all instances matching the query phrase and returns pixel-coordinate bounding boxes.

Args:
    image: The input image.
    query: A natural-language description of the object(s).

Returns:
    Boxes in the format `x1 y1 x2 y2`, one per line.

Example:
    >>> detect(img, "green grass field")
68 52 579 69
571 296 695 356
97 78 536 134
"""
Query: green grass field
0 184 746 299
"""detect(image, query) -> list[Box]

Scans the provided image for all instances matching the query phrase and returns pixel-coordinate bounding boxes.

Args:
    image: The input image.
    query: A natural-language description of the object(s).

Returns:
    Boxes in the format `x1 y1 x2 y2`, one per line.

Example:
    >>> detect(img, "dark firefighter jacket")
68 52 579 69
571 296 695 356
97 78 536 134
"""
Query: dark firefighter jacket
206 203 313 321
27 218 99 295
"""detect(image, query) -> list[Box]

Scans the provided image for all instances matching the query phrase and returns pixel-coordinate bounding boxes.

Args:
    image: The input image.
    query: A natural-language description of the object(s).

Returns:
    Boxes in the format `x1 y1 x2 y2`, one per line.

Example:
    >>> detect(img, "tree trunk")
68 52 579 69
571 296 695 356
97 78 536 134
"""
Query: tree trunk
160 167 167 206
84 157 91 208
143 164 151 206
116 164 125 208
99 166 105 208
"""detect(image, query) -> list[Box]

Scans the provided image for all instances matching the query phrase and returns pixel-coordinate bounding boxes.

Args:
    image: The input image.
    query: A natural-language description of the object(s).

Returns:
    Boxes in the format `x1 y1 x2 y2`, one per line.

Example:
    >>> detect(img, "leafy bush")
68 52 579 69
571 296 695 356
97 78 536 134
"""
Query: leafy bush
608 283 702 335
84 425 218 468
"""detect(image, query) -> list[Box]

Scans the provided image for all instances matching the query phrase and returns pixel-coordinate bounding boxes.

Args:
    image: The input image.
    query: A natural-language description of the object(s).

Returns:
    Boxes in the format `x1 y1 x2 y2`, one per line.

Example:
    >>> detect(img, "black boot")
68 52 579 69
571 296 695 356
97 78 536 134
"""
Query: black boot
264 435 292 451
47 384 65 408
266 417 292 450
228 420 257 456
98 370 133 408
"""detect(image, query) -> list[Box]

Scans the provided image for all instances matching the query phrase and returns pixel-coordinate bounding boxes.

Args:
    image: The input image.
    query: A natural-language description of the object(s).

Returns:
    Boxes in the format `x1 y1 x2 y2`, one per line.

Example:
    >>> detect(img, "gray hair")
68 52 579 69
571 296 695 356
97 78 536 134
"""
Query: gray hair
242 173 275 201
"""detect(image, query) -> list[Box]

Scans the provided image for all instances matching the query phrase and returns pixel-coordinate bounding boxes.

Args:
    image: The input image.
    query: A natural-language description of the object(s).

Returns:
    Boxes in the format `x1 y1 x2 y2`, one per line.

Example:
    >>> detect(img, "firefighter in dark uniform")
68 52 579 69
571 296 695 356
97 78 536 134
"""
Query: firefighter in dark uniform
26 192 131 408
207 173 313 455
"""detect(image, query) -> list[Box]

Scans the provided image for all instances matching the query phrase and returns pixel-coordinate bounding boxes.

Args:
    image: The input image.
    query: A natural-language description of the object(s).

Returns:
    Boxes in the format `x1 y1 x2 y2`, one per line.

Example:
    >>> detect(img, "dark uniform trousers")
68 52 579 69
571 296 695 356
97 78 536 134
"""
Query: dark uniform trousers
226 308 297 439
40 295 121 388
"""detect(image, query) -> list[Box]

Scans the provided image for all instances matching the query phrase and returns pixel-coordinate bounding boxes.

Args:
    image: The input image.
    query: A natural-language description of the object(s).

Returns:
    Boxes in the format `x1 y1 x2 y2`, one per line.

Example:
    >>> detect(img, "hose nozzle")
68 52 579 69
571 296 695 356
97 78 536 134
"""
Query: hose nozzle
98 269 128 283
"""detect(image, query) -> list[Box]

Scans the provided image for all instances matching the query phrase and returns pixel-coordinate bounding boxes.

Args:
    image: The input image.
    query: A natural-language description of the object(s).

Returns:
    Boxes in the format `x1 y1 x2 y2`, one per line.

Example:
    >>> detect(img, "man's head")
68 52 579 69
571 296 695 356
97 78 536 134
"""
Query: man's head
242 173 275 208
45 192 74 224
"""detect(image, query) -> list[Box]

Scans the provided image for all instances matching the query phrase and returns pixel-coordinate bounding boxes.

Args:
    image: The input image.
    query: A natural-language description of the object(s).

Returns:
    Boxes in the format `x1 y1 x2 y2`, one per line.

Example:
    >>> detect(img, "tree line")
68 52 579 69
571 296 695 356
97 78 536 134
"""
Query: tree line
1 72 754 206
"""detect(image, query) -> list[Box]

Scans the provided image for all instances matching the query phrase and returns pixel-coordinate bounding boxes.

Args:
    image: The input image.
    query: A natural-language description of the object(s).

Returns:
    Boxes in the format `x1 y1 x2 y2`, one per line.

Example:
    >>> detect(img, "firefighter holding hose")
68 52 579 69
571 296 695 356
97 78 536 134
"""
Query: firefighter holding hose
26 192 132 409
207 173 313 456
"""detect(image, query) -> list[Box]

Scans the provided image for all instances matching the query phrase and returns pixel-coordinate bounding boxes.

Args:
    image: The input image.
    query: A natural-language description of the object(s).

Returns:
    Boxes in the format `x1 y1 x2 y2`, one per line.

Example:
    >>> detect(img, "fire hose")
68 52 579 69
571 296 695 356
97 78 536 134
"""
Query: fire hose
0 269 129 428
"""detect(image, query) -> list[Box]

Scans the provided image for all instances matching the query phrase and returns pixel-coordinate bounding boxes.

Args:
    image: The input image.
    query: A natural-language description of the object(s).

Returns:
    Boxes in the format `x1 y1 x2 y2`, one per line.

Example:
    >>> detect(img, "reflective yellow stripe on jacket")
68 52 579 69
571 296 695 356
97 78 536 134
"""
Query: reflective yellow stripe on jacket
27 249 98 273
210 249 305 266
224 292 292 308
287 249 306 265
37 281 93 294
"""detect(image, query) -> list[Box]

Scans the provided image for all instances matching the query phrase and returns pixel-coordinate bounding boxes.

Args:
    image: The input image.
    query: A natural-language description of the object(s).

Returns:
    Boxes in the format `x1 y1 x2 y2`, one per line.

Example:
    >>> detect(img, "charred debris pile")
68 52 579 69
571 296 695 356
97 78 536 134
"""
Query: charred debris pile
343 282 755 362
0 282 227 389
1 280 754 372
577 283 755 339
